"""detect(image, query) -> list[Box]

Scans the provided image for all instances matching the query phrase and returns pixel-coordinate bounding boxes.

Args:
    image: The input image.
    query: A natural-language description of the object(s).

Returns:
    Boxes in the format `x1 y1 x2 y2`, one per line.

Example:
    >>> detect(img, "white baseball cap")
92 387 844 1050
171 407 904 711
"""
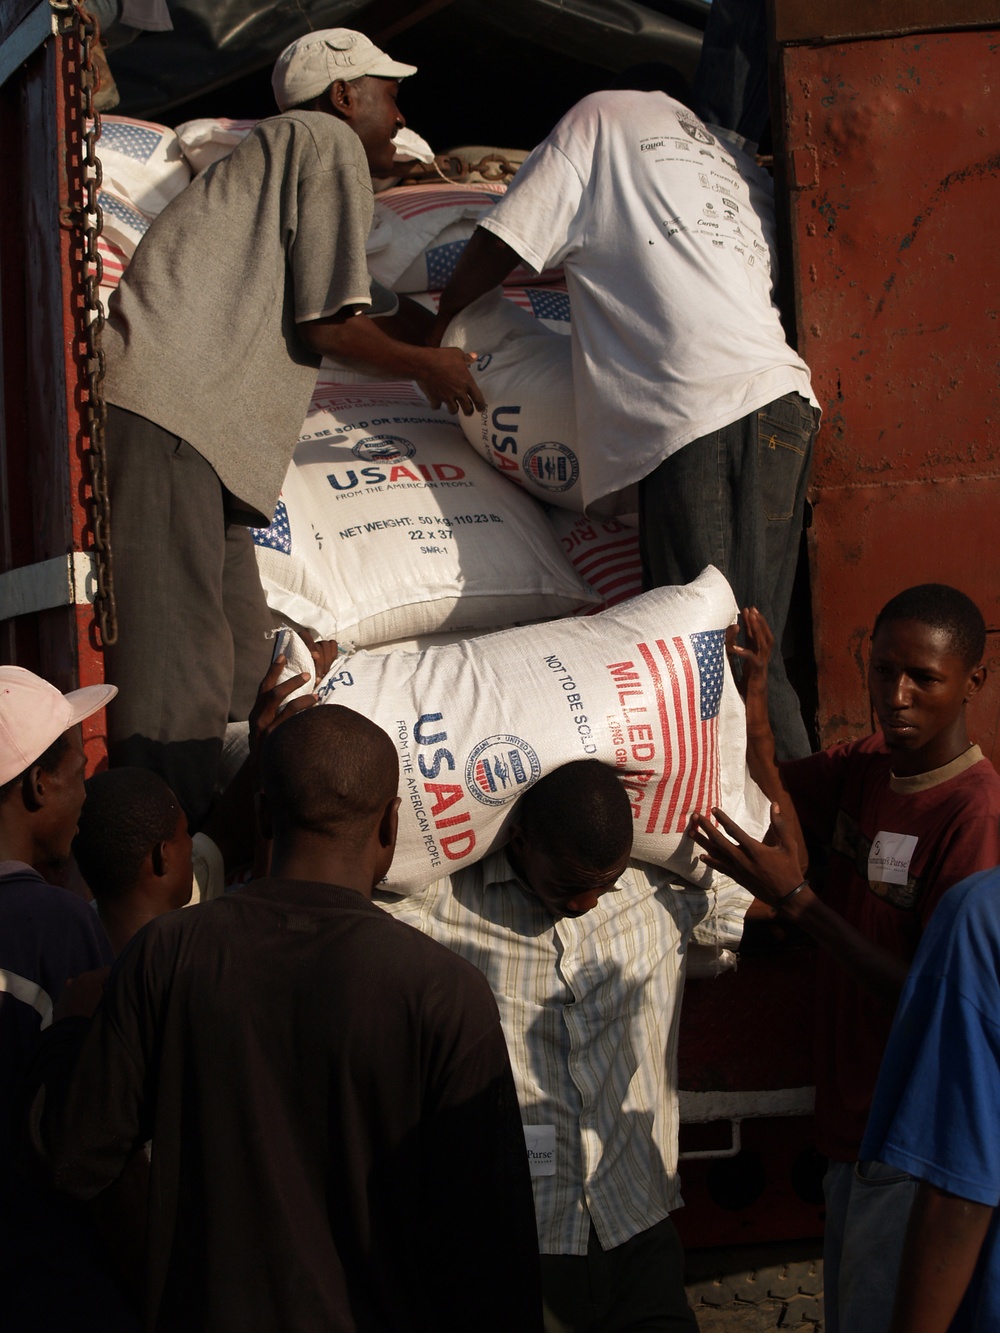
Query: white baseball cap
272 29 417 112
0 667 117 786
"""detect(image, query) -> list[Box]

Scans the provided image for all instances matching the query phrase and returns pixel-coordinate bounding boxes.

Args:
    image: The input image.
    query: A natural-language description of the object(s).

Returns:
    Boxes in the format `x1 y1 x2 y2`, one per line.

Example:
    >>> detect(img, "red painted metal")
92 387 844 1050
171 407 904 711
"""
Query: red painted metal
675 6 1000 1248
675 941 824 1245
0 12 110 771
772 21 1000 758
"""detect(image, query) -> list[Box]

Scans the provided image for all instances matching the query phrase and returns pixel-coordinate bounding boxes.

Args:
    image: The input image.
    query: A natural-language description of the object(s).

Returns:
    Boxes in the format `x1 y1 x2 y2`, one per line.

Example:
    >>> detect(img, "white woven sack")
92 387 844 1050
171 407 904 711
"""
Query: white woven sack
97 116 191 216
391 225 563 294
446 291 593 512
548 511 644 614
97 186 150 261
366 183 506 287
251 381 598 646
367 183 564 288
174 116 258 174
291 567 769 893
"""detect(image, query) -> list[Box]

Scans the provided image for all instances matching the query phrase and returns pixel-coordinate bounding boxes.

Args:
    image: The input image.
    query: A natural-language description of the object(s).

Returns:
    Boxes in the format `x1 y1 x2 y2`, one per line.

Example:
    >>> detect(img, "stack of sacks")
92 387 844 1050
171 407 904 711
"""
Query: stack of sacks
250 380 598 648
174 118 435 191
88 113 629 651
367 181 561 293
275 566 769 894
92 116 191 304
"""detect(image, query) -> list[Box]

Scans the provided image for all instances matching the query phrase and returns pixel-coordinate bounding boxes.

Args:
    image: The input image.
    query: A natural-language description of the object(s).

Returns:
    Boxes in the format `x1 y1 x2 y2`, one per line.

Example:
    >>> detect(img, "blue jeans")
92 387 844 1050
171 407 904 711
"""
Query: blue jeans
638 392 817 760
693 0 770 143
823 1158 919 1333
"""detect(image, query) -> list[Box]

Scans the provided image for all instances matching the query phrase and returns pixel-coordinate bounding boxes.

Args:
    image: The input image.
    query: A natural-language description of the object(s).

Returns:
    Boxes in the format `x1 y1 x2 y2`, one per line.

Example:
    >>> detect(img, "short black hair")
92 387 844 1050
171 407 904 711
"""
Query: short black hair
262 706 399 846
873 584 986 668
73 768 182 902
0 730 72 807
517 760 633 869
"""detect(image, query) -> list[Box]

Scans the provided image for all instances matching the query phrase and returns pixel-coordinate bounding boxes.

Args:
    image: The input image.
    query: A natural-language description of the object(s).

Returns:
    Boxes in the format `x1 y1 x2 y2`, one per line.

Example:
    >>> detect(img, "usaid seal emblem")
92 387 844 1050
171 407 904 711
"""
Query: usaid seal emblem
523 442 580 493
465 735 541 806
352 435 415 462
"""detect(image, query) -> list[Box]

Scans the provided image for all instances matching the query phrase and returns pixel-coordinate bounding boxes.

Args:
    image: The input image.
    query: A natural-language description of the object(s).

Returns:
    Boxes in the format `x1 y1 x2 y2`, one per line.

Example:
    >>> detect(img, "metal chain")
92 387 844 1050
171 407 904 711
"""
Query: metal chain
53 0 117 646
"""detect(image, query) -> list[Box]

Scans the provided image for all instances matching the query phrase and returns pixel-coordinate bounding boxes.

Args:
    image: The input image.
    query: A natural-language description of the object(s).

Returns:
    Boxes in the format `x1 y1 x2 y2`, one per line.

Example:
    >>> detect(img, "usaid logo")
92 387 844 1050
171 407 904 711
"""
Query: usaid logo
465 735 541 806
352 435 416 461
523 442 580 492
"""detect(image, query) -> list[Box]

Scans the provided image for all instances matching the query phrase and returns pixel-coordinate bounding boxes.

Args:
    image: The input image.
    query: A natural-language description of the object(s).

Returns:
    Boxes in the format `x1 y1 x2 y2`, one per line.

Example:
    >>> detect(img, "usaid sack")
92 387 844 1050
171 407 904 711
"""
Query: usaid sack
366 183 562 290
548 511 643 614
446 291 620 514
301 567 768 893
252 382 597 646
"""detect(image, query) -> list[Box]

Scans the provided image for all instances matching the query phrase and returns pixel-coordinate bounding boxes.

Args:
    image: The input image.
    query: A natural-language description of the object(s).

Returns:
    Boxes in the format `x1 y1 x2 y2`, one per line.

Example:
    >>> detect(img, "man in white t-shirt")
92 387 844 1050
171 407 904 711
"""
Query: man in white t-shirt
432 86 819 759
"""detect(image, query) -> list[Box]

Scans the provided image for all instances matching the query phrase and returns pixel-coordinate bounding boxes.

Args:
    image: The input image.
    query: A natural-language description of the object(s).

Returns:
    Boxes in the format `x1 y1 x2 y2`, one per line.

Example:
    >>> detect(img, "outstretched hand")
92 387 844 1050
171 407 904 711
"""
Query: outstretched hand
726 606 774 696
689 802 806 909
248 657 316 761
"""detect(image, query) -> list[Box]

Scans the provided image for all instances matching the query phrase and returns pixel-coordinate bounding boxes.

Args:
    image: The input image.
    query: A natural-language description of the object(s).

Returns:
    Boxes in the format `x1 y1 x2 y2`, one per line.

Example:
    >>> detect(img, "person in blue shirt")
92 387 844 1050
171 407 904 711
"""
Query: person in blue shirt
862 866 1000 1332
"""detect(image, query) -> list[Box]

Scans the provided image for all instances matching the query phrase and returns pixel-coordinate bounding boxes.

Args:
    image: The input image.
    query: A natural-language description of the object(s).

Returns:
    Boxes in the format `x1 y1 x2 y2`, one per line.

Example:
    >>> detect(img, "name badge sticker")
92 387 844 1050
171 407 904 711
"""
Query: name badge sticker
524 1125 556 1177
868 831 918 886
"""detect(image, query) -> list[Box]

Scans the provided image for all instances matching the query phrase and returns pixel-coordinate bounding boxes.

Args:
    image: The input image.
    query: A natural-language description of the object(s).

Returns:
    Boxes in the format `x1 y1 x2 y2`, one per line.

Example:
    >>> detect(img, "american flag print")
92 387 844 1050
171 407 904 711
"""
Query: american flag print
566 525 643 615
100 120 165 164
526 288 571 324
425 239 467 289
309 382 427 413
97 236 129 292
251 498 291 555
631 629 725 835
99 191 150 238
375 183 503 221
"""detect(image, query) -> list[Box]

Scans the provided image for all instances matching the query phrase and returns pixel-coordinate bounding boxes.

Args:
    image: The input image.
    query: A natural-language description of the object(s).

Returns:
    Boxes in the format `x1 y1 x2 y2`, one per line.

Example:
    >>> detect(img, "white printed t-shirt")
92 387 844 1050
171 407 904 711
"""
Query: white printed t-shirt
477 90 817 512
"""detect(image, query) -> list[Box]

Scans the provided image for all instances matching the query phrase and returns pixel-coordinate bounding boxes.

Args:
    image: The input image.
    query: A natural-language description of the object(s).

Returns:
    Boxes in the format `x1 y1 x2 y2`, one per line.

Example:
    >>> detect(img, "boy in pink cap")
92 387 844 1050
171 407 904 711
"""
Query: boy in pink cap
0 667 138 1328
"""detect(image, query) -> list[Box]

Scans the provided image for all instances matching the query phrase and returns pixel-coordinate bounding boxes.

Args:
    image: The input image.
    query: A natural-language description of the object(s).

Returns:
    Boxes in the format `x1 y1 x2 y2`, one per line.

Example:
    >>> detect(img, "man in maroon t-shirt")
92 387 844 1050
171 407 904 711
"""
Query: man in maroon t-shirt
690 583 1000 1333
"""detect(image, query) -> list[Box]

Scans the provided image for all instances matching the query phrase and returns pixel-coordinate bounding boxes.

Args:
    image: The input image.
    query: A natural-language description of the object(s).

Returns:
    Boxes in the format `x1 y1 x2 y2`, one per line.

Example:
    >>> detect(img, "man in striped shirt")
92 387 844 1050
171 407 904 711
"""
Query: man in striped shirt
379 759 751 1332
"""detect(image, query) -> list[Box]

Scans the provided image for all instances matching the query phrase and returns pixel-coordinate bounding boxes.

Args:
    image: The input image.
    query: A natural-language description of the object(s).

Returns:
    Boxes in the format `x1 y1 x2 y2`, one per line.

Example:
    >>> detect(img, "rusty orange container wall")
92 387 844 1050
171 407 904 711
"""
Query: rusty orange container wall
770 0 1000 762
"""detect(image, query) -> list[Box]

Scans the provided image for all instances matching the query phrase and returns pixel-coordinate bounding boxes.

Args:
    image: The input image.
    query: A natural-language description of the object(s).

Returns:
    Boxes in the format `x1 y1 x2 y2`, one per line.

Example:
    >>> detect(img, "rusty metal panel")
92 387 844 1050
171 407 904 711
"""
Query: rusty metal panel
808 479 1000 761
772 0 1000 45
773 21 1000 754
782 32 1000 490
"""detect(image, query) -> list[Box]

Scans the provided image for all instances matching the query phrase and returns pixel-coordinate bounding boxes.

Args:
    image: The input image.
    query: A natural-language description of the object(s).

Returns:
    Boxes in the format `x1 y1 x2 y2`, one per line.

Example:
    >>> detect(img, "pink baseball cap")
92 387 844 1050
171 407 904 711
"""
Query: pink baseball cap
0 667 117 786
272 29 417 112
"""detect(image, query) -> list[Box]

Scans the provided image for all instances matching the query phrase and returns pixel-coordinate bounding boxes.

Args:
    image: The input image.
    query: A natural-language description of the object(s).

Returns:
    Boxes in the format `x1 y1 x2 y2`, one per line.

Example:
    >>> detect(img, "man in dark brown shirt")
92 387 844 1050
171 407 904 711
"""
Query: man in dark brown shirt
23 705 541 1331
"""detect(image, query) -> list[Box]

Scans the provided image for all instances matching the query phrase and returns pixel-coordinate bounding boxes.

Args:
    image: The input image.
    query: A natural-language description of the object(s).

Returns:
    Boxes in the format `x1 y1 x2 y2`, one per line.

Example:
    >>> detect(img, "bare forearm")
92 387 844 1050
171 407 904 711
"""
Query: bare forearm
890 1184 993 1333
744 683 780 794
300 312 484 414
429 228 522 344
779 886 909 998
371 294 435 346
300 312 432 378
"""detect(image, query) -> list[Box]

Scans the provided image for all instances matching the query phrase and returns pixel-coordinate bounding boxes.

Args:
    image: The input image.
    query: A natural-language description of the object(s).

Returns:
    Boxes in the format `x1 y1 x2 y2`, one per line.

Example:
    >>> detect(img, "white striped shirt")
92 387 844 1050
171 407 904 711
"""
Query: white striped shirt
379 854 750 1254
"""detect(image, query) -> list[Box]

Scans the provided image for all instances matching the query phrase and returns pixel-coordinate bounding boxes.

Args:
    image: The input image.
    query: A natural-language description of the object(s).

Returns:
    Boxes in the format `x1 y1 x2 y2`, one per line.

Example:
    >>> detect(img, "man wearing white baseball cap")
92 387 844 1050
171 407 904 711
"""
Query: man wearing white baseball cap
102 26 484 828
272 28 418 110
0 667 137 1327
